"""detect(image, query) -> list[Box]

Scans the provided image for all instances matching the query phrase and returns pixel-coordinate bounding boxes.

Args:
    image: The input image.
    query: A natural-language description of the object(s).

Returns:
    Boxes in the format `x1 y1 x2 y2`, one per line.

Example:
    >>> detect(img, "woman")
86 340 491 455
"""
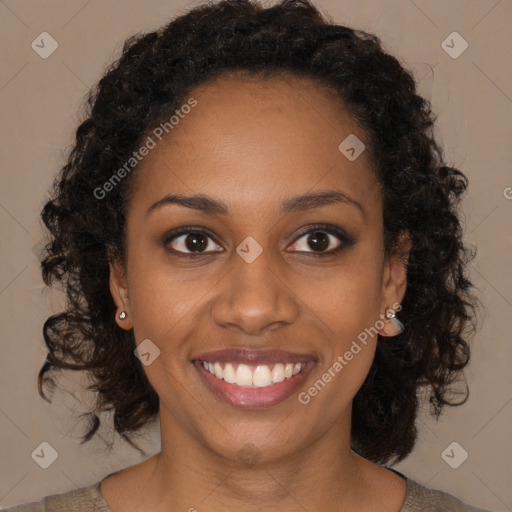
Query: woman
5 0 492 510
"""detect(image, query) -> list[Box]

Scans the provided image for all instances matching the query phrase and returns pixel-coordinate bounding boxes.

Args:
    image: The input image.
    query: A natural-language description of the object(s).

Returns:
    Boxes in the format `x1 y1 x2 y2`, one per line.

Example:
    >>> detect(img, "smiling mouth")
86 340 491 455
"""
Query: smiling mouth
199 361 307 388
191 348 316 408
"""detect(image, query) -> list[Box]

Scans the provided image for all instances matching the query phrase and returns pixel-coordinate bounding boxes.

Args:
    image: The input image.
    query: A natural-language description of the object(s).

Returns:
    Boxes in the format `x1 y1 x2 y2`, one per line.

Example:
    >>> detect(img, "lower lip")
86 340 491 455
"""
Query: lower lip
194 360 316 408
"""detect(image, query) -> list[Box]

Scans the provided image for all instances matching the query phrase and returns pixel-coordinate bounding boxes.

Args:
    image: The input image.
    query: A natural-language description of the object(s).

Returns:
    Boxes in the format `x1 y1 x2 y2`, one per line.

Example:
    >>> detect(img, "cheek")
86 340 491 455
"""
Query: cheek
302 244 384 340
124 268 207 416
295 266 383 413
124 240 202 331
127 271 202 354
295 240 384 392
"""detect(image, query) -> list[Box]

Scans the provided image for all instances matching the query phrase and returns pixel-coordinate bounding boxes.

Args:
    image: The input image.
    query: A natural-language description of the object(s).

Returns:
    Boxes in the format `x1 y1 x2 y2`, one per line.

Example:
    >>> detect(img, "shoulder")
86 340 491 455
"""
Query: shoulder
2 480 112 512
398 471 494 512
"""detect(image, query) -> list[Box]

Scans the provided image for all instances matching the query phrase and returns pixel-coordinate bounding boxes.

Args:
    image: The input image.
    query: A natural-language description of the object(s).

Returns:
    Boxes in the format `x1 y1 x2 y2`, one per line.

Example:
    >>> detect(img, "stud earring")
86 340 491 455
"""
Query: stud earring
119 311 127 320
385 308 396 319
388 308 404 333
379 304 404 336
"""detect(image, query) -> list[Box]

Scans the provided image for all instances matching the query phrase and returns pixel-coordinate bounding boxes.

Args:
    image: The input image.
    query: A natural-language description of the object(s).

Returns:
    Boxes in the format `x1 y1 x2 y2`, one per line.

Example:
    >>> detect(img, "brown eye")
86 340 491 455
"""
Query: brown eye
166 230 223 255
288 226 351 255
306 231 331 251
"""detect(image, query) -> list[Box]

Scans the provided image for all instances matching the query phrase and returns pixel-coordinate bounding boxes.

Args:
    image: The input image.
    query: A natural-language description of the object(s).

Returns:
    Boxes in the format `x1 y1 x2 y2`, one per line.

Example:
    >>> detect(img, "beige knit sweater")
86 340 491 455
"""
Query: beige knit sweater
4 469 493 511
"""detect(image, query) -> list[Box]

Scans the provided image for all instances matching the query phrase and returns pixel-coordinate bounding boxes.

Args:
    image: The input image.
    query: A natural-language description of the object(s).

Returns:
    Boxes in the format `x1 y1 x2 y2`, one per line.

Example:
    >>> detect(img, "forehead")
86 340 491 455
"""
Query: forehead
129 72 380 217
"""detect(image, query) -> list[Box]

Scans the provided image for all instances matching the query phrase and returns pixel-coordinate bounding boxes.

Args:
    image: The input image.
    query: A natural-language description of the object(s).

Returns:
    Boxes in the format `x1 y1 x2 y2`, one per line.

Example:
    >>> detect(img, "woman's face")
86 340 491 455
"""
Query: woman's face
110 72 408 464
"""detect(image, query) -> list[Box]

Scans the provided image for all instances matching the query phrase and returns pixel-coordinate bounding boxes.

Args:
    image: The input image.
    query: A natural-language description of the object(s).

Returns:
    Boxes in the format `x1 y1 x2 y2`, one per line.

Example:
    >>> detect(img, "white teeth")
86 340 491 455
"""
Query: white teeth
223 363 236 384
214 362 223 379
253 365 272 387
202 361 307 388
271 363 285 383
235 364 253 386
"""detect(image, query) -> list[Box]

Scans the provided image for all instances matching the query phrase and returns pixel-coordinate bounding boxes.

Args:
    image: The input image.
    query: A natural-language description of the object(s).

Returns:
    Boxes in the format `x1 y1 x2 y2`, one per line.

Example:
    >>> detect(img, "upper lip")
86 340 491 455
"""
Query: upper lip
192 348 316 365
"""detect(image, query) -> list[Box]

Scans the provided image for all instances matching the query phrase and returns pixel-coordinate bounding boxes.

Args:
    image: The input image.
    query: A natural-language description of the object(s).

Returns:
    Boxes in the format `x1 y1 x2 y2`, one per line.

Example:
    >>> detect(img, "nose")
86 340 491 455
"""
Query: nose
211 249 300 336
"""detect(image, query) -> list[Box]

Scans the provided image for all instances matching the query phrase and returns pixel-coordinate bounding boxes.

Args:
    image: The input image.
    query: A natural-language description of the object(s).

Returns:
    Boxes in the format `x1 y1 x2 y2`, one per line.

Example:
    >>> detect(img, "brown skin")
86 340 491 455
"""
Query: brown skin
104 72 410 512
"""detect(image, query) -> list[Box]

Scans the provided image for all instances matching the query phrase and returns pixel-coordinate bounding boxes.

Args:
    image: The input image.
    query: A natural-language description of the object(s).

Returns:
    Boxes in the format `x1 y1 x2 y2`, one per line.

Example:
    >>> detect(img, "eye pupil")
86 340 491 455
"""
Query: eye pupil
308 231 329 251
185 233 208 252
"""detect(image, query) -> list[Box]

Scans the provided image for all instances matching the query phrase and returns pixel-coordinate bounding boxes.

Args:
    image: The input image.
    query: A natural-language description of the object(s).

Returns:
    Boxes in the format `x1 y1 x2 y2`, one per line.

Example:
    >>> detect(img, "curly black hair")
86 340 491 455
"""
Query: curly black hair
38 0 478 464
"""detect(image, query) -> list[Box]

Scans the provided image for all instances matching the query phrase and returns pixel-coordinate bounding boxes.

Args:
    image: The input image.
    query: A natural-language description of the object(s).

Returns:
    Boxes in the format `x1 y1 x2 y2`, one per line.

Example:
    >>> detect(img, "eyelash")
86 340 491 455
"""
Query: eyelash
162 224 355 259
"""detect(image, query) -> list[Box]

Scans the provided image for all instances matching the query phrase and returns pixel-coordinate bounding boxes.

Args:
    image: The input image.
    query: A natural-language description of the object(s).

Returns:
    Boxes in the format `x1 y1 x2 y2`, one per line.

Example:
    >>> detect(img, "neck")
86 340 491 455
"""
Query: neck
139 408 376 512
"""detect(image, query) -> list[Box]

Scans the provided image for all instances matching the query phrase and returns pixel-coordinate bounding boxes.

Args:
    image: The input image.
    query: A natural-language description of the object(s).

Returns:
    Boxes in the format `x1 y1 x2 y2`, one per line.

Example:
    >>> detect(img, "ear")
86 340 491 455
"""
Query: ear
379 230 411 335
108 250 133 330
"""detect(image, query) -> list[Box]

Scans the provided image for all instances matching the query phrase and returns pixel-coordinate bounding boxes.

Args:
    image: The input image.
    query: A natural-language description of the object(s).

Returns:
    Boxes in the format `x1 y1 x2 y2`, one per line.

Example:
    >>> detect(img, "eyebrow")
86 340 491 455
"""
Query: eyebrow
145 190 365 218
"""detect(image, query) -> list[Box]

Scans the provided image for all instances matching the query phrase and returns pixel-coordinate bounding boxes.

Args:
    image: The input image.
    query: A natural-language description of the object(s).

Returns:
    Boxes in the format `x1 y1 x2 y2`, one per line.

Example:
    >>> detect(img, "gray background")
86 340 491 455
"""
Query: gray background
0 0 511 510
